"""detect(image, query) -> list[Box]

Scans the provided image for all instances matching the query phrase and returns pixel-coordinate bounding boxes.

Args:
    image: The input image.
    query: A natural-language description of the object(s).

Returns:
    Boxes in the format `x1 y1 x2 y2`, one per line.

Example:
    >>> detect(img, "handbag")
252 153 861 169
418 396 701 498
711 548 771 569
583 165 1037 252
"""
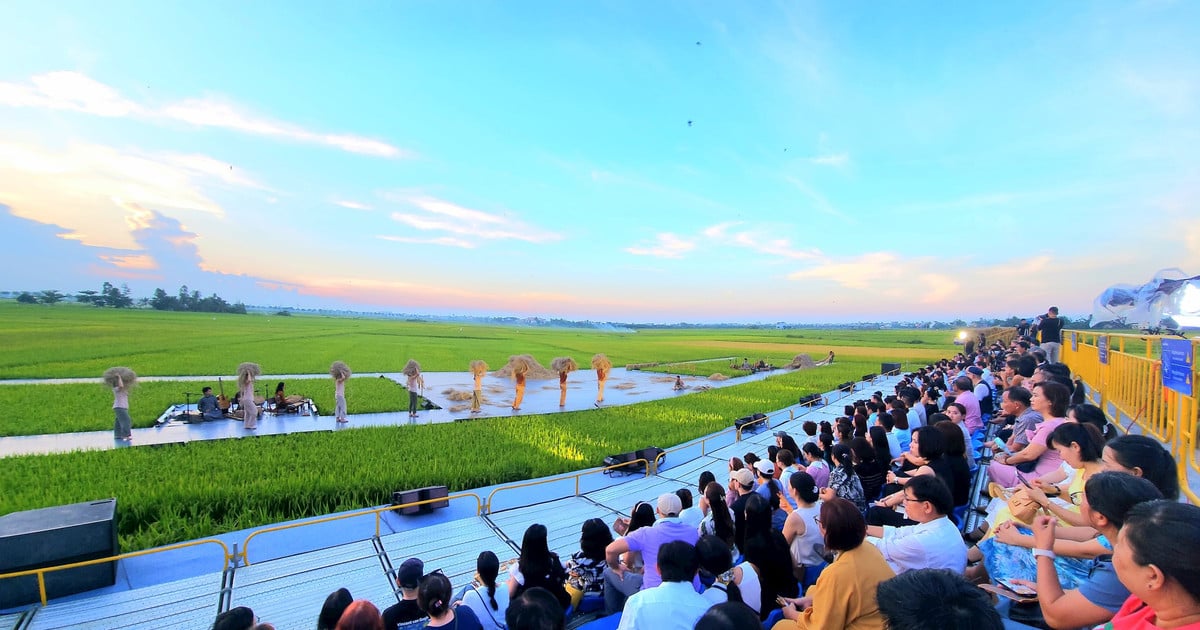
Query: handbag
1006 488 1044 524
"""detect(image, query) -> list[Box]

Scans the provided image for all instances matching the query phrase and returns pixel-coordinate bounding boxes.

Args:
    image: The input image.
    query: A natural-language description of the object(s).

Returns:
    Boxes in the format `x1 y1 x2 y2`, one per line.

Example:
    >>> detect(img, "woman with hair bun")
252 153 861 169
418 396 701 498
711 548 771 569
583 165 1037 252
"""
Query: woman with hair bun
1102 435 1180 501
782 471 826 590
418 572 483 629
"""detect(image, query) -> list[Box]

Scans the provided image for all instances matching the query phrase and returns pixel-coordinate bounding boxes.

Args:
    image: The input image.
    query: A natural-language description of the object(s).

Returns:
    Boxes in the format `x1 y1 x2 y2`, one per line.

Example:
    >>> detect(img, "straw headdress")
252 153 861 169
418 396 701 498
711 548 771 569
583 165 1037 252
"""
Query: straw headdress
402 360 421 377
236 362 261 388
103 366 137 389
551 357 578 373
330 361 351 380
506 354 532 377
591 353 612 374
469 360 489 377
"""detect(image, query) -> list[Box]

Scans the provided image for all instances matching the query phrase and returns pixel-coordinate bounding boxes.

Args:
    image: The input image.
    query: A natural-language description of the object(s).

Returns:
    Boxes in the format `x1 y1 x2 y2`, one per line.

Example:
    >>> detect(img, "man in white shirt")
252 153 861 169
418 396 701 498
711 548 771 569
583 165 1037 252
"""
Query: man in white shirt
899 389 926 430
616 540 713 630
866 475 967 575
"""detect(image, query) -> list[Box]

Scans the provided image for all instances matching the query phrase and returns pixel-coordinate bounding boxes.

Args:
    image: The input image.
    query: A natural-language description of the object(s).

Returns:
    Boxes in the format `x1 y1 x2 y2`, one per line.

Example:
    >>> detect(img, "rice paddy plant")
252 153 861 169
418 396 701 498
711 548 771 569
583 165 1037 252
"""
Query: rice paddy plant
0 361 891 551
0 377 417 436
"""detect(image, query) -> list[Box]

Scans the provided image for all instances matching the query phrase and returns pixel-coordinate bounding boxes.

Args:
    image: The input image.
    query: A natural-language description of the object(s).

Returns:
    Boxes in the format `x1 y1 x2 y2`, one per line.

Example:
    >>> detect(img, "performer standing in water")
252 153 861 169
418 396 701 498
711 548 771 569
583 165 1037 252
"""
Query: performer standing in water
104 366 137 441
237 362 261 430
592 353 612 407
330 361 350 423
506 355 531 411
469 360 488 413
551 357 578 407
402 360 423 419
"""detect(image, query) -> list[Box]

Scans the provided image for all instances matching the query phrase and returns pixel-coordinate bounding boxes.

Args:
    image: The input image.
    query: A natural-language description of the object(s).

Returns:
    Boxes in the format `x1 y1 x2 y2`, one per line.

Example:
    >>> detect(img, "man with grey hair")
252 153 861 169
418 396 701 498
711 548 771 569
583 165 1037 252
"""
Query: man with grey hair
603 492 700 613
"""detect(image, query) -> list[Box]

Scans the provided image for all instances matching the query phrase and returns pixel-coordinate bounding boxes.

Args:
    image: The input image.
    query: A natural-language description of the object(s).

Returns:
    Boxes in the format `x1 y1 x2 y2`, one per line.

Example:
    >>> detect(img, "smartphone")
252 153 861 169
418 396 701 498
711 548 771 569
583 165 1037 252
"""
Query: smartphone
1014 470 1032 488
998 579 1037 597
993 437 1013 455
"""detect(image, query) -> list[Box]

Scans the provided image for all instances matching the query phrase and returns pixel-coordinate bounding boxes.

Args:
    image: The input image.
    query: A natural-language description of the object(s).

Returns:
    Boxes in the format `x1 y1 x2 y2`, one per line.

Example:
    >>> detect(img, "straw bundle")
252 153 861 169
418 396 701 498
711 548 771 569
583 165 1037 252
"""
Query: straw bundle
507 355 532 377
102 366 137 389
613 382 636 390
442 389 475 402
492 355 558 380
237 362 261 388
591 353 612 375
330 361 351 380
708 373 729 381
469 360 489 377
402 360 421 377
786 354 816 369
551 357 578 373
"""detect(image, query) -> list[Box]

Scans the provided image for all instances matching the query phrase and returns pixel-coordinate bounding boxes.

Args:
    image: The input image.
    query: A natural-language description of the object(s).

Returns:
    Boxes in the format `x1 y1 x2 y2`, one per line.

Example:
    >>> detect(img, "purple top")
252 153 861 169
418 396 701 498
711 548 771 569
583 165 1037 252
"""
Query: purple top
806 460 830 488
625 517 700 589
956 390 983 433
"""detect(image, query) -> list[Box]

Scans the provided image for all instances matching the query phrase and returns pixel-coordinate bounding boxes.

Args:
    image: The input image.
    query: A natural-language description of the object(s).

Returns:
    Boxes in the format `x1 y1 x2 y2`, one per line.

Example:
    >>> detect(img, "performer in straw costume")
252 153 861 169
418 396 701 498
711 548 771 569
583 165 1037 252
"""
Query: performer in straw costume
237 362 261 429
551 357 578 407
592 354 612 407
330 361 351 423
469 360 488 413
402 360 423 419
104 367 137 441
506 355 531 411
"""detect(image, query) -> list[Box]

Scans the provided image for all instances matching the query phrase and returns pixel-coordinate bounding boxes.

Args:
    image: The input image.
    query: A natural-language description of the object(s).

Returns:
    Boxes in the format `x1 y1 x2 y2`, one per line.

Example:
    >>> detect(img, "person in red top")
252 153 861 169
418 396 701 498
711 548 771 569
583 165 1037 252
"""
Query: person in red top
1107 500 1200 629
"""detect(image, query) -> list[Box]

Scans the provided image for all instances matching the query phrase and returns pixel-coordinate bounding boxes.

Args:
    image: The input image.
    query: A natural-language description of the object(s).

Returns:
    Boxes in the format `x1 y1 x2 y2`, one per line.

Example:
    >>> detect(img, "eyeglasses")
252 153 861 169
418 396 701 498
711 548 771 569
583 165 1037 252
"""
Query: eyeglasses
903 496 922 503
1069 492 1083 506
813 515 822 524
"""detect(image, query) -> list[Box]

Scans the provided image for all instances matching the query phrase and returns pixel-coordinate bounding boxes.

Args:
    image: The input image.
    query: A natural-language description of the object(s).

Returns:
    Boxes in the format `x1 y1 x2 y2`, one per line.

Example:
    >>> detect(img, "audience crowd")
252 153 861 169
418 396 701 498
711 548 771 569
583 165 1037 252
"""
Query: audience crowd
211 310 1199 630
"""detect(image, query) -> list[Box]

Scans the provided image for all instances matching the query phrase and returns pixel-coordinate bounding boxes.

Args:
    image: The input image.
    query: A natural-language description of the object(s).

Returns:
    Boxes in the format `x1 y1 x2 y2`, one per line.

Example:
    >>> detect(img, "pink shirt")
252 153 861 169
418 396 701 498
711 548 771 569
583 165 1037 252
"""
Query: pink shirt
956 390 983 433
335 379 345 397
1028 416 1066 468
112 387 128 409
1106 595 1200 630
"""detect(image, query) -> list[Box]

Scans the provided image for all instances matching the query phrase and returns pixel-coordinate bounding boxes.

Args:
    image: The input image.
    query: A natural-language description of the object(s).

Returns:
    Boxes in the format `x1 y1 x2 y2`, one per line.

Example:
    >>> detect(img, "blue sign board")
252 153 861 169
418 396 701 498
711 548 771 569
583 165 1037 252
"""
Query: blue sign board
1071 332 1078 352
1098 336 1109 365
1161 338 1193 397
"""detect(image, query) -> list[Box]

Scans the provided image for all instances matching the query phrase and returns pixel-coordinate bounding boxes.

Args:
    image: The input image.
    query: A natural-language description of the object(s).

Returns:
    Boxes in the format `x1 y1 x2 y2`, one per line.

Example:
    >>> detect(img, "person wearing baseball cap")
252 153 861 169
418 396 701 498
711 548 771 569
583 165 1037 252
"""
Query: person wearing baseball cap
728 468 756 554
604 492 700 614
383 557 427 628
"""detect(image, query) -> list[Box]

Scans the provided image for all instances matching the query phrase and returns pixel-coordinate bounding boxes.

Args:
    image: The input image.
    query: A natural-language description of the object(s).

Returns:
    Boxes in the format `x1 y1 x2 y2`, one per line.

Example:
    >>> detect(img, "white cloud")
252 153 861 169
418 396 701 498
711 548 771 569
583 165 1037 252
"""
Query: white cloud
377 235 475 248
385 194 562 247
625 233 696 259
701 221 742 239
784 176 854 223
0 140 270 250
0 71 409 158
334 199 372 211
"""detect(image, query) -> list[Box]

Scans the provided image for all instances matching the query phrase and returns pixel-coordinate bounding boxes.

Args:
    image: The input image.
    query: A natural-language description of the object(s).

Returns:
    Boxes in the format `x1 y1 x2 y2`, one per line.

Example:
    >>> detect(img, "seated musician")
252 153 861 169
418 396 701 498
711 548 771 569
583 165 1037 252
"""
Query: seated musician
197 387 226 421
273 381 305 411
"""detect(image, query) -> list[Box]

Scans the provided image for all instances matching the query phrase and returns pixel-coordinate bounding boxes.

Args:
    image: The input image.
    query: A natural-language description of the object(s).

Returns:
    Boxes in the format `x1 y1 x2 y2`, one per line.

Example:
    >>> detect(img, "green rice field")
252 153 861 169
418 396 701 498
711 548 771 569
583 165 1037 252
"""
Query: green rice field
0 301 958 551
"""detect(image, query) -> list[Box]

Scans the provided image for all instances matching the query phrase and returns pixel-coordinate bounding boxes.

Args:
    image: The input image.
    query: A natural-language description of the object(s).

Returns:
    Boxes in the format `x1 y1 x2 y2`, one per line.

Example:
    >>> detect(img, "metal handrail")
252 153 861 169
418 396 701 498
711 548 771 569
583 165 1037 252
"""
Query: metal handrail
484 459 650 513
0 538 231 607
240 493 482 565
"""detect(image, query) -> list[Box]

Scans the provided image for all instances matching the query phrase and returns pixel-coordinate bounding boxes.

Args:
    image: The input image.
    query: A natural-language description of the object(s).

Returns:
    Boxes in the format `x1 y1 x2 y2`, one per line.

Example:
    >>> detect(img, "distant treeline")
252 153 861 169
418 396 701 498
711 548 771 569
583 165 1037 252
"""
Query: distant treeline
14 282 246 314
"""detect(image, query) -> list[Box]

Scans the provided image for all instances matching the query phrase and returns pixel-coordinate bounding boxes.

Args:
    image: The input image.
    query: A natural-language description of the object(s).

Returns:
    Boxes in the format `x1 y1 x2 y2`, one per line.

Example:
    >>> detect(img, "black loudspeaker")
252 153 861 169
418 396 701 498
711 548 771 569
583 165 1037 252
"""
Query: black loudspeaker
391 486 450 515
734 413 768 434
881 362 902 375
0 499 119 608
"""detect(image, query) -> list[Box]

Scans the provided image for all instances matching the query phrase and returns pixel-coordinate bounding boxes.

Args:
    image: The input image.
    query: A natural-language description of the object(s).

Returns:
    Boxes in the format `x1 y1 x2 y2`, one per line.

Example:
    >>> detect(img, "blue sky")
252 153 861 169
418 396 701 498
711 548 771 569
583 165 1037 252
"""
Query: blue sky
1 1 1197 322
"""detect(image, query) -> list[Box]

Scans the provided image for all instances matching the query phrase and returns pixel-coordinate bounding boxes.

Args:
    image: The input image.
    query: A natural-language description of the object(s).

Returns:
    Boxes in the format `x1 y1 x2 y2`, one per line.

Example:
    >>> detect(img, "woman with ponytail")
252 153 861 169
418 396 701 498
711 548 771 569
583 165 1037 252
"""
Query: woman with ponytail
458 551 509 630
697 535 760 614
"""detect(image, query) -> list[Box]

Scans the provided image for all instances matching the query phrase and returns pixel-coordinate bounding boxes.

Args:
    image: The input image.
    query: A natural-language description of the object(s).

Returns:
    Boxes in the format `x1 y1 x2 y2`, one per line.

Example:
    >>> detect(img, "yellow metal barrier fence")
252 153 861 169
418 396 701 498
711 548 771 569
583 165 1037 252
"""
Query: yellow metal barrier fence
0 538 232 607
240 493 483 565
1063 331 1198 503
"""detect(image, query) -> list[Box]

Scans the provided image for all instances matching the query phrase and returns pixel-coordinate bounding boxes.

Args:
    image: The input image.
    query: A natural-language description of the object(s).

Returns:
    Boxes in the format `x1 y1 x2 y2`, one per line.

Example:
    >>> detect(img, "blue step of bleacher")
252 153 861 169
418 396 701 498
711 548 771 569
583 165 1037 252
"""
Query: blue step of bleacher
487 498 622 560
229 539 394 630
25 570 222 629
378 516 512 588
